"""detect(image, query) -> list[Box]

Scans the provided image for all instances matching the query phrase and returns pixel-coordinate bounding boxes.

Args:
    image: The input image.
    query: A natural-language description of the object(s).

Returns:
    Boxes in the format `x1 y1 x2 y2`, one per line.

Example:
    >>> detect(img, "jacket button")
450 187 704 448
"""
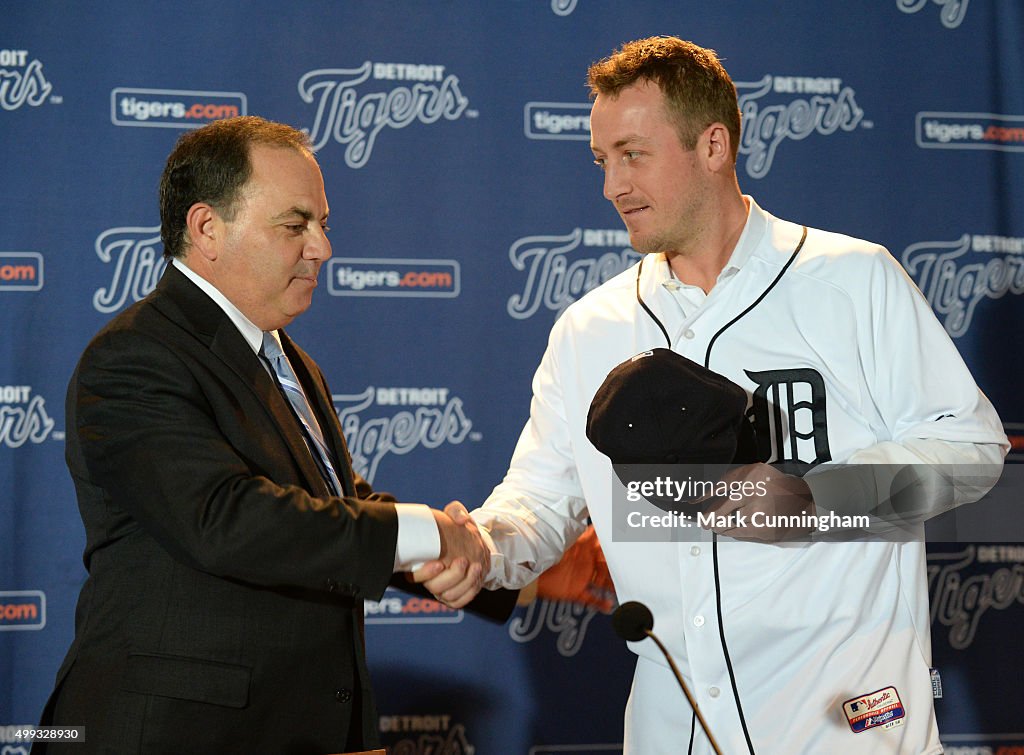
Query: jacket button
335 688 352 704
325 578 338 593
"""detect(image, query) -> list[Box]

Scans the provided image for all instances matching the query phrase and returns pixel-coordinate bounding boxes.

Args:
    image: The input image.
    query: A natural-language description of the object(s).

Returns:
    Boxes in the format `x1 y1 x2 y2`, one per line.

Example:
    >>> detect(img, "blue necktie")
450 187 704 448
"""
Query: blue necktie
260 332 343 496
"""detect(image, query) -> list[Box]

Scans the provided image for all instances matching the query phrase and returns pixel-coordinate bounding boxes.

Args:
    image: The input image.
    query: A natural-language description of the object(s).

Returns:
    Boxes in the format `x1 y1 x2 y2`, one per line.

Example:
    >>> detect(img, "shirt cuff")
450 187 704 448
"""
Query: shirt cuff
471 513 507 587
393 503 441 572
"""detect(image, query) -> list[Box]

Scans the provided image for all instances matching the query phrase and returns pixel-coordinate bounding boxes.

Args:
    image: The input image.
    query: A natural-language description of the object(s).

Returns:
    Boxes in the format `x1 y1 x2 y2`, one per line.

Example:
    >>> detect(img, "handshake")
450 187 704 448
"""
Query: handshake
411 501 489 608
410 503 617 614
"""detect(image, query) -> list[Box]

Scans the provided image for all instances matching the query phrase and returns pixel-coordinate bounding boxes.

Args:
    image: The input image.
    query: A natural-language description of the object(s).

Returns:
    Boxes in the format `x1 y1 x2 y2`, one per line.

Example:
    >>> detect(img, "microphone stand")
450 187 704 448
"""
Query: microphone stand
644 629 724 755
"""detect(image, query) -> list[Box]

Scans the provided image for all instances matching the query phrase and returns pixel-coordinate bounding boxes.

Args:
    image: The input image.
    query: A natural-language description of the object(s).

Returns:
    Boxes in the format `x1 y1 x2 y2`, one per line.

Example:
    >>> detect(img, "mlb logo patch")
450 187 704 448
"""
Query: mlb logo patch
842 686 906 733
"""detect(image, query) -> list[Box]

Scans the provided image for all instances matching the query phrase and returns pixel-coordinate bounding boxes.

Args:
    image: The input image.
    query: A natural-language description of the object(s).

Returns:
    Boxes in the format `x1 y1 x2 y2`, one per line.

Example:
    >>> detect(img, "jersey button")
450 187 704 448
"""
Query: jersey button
683 329 695 340
690 545 701 556
709 686 721 698
693 615 705 627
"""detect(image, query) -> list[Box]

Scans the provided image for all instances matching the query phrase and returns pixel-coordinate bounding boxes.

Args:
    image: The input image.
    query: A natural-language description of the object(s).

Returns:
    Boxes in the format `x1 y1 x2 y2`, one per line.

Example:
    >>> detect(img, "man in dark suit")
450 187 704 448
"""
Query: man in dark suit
38 116 499 754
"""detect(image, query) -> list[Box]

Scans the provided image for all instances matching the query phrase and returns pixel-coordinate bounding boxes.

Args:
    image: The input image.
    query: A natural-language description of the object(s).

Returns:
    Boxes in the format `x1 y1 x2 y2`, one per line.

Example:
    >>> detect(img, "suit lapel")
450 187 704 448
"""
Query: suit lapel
150 264 334 499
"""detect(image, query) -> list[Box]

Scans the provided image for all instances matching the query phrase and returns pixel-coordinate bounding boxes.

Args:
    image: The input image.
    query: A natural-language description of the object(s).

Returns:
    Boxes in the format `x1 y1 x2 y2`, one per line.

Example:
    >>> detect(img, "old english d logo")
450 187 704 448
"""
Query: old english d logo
744 368 832 465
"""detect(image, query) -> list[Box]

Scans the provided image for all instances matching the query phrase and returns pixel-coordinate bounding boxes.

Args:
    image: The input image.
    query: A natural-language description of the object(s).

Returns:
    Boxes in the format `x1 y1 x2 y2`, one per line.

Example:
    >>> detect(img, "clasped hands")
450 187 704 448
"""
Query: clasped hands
698 462 816 542
411 501 488 608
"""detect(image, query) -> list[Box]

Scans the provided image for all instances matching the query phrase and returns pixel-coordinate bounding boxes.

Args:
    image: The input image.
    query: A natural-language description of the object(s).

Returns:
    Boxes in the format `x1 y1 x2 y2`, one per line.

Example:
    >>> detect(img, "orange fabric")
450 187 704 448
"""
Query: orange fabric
535 525 615 612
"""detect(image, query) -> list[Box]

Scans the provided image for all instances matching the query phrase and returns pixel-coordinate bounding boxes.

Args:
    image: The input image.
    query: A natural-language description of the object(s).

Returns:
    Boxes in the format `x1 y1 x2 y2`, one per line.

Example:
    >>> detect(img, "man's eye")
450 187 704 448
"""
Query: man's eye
321 224 331 234
286 224 305 233
624 151 641 162
593 158 606 170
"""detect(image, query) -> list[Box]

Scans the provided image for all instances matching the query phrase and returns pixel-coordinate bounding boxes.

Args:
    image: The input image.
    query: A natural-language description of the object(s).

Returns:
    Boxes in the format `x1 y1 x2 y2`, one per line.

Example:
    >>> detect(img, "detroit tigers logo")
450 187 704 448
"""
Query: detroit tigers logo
744 368 832 465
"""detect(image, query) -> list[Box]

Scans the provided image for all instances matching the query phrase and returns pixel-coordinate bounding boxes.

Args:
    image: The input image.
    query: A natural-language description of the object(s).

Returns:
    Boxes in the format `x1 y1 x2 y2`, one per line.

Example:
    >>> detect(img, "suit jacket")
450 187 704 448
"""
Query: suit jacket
39 264 510 754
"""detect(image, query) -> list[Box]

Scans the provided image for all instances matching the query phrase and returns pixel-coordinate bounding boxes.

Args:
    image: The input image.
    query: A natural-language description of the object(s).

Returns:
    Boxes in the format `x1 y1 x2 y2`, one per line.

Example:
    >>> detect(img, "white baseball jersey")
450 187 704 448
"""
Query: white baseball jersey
475 197 1008 754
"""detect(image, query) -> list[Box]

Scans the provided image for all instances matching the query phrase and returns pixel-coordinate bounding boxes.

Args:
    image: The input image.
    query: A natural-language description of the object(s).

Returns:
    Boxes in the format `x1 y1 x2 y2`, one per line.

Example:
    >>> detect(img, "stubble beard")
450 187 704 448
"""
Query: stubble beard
626 190 708 257
630 230 674 255
628 220 698 257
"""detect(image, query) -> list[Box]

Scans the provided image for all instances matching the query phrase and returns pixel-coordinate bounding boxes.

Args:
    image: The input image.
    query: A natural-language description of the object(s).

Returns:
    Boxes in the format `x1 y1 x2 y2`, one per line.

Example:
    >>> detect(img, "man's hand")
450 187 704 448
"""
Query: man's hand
699 463 815 542
411 501 488 608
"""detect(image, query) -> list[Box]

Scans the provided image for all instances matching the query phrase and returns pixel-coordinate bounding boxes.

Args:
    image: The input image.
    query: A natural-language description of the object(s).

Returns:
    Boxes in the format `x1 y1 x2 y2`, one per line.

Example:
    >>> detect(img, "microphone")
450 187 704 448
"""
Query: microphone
612 600 654 641
612 601 724 755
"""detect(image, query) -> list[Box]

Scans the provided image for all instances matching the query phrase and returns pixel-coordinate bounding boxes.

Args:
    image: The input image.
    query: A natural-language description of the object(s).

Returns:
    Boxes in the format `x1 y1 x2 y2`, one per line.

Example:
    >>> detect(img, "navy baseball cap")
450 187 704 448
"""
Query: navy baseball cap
586 348 757 465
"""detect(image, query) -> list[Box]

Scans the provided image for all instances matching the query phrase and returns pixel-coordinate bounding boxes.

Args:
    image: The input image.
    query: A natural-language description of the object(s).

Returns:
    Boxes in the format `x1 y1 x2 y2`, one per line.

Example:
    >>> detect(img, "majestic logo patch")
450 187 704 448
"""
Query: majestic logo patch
842 686 906 733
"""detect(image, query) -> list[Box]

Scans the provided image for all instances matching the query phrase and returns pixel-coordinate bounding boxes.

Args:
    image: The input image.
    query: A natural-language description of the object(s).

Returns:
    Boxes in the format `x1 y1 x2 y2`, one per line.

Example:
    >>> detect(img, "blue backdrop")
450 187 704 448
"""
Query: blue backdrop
2 2 1022 752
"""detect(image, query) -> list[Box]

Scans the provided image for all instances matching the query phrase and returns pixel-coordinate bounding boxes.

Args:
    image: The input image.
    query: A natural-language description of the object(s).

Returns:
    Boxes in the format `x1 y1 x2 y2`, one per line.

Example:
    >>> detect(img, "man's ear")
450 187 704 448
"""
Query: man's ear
700 122 733 172
185 203 220 260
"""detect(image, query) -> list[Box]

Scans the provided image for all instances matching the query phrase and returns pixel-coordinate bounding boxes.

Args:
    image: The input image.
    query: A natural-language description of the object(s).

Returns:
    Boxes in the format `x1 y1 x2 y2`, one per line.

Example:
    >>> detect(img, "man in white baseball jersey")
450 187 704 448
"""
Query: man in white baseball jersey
414 37 1008 753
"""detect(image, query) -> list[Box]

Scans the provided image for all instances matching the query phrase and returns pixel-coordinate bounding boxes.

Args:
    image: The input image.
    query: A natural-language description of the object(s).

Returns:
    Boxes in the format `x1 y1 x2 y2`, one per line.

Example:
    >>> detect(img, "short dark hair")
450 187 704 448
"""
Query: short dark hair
158 115 313 259
587 36 741 161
